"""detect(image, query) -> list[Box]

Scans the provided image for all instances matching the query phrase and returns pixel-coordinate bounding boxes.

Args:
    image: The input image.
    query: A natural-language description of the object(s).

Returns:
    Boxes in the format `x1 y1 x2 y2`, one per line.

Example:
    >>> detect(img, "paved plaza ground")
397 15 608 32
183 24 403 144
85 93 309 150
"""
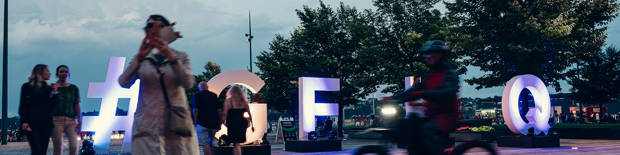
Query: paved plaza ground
1 136 620 154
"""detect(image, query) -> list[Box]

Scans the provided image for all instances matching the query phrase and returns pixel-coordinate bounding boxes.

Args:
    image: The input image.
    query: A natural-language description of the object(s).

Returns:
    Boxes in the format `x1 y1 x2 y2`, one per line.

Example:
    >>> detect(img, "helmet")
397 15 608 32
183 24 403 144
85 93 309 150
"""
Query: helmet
420 40 450 54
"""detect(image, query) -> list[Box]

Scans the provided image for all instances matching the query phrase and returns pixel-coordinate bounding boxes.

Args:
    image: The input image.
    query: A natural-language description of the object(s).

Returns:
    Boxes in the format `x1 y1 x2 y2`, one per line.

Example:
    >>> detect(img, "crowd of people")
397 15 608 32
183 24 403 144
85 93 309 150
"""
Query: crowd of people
557 112 620 124
350 114 381 128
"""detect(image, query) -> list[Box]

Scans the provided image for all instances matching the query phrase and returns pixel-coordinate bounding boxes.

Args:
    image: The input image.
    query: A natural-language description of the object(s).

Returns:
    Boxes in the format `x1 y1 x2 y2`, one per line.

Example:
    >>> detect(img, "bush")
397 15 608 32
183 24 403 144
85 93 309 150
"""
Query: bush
470 126 495 132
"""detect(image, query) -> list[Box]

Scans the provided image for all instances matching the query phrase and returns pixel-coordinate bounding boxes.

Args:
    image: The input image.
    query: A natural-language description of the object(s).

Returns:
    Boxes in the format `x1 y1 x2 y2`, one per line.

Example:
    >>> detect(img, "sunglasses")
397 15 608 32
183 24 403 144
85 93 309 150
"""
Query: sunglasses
145 22 166 30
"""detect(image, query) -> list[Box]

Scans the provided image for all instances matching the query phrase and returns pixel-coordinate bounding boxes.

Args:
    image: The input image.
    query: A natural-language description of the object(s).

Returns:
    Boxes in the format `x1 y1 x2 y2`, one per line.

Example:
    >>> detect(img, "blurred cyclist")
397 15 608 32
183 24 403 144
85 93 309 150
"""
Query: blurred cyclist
391 40 461 155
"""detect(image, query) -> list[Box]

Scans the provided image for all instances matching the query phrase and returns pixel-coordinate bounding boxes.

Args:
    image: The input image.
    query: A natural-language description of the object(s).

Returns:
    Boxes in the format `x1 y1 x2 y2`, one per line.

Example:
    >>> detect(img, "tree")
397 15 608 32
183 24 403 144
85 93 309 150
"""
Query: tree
569 46 620 113
185 61 222 100
256 1 377 137
369 0 449 93
446 0 618 90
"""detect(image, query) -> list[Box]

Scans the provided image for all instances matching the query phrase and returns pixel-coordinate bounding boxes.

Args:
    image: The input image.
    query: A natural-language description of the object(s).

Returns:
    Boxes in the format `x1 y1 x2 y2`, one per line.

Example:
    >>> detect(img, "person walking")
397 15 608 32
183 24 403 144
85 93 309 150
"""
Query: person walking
19 64 58 155
51 65 81 155
119 14 199 155
193 82 223 155
222 85 253 155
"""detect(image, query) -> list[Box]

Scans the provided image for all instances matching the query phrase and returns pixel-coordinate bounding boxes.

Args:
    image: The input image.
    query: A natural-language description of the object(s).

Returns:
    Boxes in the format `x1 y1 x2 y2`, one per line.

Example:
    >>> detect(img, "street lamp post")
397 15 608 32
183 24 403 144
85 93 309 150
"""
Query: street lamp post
245 11 254 73
2 0 9 145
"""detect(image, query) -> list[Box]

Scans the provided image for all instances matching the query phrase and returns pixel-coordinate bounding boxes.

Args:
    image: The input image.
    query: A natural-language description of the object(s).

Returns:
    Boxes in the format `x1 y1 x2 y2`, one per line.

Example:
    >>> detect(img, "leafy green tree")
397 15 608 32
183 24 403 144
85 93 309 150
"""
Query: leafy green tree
257 1 377 137
569 46 620 113
369 0 449 93
446 0 618 90
185 61 222 99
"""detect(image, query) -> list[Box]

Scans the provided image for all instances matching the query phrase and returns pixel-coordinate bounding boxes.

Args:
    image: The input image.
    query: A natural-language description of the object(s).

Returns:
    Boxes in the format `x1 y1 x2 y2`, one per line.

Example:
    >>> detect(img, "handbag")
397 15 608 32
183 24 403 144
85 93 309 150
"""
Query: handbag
148 57 193 137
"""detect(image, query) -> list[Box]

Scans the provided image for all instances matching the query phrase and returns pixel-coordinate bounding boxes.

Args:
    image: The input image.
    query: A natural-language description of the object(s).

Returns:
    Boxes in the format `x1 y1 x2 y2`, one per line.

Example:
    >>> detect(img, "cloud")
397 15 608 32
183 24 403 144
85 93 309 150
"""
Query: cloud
8 13 144 55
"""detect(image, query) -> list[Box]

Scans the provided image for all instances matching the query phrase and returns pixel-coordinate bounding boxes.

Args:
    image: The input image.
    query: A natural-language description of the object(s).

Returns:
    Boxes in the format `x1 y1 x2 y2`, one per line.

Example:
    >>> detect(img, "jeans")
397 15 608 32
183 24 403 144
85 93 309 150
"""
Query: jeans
52 116 78 155
26 125 52 155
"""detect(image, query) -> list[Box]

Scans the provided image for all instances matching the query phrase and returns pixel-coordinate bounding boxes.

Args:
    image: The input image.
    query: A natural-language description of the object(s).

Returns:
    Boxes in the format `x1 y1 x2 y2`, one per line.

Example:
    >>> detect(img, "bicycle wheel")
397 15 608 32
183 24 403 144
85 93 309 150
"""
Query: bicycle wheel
451 141 497 155
354 145 389 155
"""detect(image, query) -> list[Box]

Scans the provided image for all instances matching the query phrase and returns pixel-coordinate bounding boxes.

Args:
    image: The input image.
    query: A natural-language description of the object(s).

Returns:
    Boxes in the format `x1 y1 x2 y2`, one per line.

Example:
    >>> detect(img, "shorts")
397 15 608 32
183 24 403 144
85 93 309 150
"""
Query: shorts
196 125 218 146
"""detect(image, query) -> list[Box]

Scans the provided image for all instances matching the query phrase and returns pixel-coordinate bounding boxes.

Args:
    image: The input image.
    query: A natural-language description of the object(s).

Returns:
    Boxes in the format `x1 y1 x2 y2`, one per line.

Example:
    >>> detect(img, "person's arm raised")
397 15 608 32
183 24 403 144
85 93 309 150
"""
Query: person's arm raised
119 37 152 88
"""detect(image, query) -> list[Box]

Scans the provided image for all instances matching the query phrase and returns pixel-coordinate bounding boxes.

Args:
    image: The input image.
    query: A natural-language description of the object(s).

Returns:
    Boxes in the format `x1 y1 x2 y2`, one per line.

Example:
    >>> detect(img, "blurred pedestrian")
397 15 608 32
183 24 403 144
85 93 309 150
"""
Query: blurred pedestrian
119 14 198 155
19 64 58 155
222 85 253 155
193 82 223 155
51 65 81 155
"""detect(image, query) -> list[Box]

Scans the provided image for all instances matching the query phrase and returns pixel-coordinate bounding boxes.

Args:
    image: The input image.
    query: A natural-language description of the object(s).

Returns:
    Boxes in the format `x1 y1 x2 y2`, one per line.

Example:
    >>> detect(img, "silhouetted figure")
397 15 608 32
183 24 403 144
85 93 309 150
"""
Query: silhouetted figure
19 64 58 155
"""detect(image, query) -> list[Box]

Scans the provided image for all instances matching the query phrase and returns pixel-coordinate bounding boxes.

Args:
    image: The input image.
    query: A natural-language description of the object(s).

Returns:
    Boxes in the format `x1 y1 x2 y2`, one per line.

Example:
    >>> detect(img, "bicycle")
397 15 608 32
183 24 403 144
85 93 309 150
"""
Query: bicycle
354 100 498 155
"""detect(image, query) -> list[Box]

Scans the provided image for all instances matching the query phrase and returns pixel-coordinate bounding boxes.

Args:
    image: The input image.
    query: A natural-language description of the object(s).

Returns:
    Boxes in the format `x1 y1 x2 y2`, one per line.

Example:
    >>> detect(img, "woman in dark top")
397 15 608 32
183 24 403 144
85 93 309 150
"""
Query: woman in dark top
51 65 81 155
19 64 58 155
222 85 253 155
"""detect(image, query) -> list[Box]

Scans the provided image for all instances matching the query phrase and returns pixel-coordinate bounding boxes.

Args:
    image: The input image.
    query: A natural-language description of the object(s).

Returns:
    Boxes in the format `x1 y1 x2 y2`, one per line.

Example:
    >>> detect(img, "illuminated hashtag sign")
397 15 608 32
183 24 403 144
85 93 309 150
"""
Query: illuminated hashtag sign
298 77 339 140
502 74 551 135
82 57 140 153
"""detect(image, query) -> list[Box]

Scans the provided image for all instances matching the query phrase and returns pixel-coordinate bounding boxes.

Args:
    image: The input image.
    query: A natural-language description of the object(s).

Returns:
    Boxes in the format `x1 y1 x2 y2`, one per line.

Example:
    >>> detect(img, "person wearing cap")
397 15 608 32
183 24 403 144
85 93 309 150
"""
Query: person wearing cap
391 40 461 154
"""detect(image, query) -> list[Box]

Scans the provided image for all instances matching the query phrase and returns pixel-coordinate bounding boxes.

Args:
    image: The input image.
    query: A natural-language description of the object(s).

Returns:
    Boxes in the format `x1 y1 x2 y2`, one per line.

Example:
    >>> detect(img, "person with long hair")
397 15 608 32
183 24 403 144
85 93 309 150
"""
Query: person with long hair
221 85 253 155
51 65 81 155
19 64 58 155
118 14 198 154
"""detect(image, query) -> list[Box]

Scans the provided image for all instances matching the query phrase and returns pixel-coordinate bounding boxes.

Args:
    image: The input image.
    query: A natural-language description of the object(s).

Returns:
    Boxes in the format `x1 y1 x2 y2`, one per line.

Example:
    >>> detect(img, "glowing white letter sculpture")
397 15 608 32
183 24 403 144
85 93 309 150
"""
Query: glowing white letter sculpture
298 77 340 140
502 74 551 135
209 70 268 144
83 57 140 153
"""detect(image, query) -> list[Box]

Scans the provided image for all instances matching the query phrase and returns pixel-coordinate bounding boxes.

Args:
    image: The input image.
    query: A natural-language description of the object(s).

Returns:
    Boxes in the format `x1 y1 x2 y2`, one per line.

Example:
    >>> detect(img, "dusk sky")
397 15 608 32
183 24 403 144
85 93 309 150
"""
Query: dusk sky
0 0 618 116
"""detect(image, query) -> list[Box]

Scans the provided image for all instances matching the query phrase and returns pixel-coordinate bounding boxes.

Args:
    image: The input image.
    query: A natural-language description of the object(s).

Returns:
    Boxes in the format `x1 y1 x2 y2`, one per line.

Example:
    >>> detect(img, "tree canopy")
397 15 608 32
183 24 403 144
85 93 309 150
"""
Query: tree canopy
446 0 618 91
569 46 620 105
257 2 377 112
185 61 222 99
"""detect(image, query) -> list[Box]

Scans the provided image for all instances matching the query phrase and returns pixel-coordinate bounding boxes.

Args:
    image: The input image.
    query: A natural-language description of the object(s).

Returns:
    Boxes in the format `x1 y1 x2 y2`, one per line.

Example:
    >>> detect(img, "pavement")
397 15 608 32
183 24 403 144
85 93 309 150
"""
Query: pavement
2 136 620 155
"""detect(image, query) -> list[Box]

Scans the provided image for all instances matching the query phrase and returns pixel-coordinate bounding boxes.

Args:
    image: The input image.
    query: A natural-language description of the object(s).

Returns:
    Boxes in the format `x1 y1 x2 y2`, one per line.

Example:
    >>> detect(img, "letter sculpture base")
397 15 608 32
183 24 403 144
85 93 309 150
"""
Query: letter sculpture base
284 139 342 152
497 135 559 148
214 144 271 155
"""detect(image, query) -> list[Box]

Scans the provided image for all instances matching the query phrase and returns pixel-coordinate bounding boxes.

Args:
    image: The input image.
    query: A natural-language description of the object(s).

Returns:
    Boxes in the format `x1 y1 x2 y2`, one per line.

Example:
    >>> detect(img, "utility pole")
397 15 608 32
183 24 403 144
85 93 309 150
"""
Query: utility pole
245 11 254 73
2 0 9 145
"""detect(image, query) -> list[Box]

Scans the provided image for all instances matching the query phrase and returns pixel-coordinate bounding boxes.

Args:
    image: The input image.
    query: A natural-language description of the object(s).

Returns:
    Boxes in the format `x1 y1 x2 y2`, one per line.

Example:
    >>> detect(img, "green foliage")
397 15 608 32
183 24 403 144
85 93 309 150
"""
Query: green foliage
446 0 619 90
256 1 378 112
185 61 222 100
469 125 495 132
568 46 620 106
257 0 451 112
370 0 447 93
257 0 619 113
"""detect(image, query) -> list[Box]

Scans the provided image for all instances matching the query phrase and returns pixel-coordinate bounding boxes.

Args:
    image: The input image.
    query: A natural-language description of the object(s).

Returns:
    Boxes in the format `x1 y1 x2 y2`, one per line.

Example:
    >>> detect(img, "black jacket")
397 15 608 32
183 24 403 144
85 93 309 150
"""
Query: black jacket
18 82 57 129
393 61 460 116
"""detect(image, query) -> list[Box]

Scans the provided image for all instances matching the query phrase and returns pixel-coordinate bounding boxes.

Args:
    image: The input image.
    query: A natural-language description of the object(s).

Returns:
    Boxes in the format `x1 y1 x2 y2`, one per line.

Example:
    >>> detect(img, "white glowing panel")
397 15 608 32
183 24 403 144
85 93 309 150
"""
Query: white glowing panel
207 70 267 144
501 74 551 135
405 76 415 89
207 70 265 94
83 57 140 153
404 76 415 115
298 77 340 140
